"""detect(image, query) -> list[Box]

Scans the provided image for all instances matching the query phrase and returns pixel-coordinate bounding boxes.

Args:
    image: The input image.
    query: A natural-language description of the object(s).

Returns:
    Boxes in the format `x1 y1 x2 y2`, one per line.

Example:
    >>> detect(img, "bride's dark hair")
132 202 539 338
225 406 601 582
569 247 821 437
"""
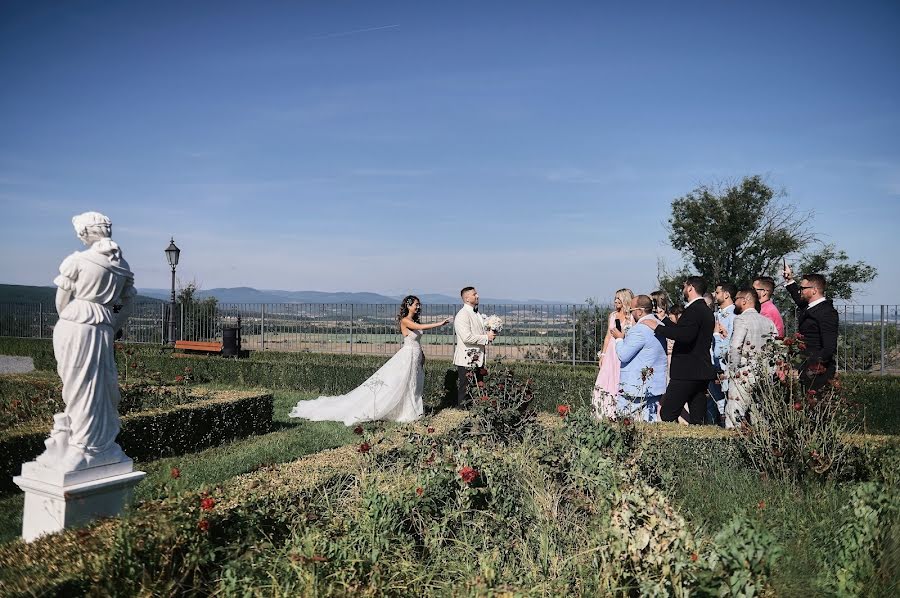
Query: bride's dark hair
398 295 421 323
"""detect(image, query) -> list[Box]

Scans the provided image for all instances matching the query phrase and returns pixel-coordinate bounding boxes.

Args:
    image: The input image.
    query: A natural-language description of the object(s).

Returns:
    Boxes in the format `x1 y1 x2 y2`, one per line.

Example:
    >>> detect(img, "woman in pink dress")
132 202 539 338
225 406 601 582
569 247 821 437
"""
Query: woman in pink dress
592 289 634 419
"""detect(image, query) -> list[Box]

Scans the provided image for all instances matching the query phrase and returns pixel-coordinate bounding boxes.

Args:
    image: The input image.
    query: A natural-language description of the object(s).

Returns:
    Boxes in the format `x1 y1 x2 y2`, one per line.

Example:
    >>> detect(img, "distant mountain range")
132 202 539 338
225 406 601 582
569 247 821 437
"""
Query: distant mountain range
136 287 570 305
0 283 570 305
0 284 164 304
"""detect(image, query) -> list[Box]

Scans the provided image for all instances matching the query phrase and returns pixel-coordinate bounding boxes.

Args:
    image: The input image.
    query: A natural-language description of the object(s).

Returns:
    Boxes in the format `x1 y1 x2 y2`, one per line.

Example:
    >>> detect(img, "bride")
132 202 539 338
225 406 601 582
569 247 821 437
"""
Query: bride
288 295 451 425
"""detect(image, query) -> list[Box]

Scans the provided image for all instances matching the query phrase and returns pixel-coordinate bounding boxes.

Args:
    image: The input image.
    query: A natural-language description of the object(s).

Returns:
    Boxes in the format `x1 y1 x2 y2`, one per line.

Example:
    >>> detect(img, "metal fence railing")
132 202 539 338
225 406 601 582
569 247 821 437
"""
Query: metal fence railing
1 302 898 373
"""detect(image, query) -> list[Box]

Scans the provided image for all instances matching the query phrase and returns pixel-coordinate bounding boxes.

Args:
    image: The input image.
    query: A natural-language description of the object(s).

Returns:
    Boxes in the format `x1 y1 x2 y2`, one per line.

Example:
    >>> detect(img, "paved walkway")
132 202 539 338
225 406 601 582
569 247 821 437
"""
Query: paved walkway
0 356 35 374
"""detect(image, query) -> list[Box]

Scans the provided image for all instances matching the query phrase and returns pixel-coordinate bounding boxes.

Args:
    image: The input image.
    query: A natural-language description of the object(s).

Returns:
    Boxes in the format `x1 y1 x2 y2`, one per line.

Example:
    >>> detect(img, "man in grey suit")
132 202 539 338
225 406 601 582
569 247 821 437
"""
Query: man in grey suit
726 287 777 427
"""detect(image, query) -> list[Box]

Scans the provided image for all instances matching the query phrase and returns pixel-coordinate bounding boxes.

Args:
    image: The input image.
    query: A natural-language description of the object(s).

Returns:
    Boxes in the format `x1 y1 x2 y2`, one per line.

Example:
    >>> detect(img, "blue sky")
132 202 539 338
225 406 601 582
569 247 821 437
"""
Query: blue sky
1 0 898 302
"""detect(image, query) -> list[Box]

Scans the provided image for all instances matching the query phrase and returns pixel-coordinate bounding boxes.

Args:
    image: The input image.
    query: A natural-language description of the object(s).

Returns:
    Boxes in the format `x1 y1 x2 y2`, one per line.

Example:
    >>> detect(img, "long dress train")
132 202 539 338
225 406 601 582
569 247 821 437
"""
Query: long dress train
289 329 425 426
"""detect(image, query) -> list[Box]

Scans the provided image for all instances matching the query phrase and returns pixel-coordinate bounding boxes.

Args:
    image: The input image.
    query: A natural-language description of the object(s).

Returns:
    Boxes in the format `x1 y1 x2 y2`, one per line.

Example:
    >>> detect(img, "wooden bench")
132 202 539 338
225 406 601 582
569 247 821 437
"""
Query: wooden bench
174 340 222 355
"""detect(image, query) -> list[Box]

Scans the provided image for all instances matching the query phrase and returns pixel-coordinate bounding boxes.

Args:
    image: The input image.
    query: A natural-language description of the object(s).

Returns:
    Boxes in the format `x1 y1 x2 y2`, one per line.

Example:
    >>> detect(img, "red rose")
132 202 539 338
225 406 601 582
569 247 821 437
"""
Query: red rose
358 442 371 453
170 467 181 479
416 487 424 496
477 381 485 388
794 333 804 340
798 342 807 351
478 367 488 377
757 500 766 510
198 519 210 532
690 552 698 562
459 466 478 484
353 425 364 435
557 405 570 417
793 402 803 411
200 497 215 511
498 384 505 391
807 363 826 375
622 417 633 426
175 375 185 383
426 427 435 434
784 338 795 347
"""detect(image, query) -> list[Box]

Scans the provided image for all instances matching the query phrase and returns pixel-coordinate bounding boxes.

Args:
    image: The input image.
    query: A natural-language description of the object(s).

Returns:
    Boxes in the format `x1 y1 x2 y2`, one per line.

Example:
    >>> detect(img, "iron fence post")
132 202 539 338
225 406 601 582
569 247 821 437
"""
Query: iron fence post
881 305 886 376
38 303 43 339
349 304 354 355
261 304 266 351
571 305 577 367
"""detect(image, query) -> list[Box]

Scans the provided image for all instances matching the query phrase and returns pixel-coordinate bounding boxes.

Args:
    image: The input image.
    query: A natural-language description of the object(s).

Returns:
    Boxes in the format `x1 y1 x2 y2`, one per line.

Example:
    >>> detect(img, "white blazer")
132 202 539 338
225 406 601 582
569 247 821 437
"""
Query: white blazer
453 304 489 367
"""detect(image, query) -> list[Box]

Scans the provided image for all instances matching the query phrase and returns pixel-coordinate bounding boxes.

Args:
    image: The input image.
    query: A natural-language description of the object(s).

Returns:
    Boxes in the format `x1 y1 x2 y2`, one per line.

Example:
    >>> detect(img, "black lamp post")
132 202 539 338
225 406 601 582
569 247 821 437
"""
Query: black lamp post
164 238 180 345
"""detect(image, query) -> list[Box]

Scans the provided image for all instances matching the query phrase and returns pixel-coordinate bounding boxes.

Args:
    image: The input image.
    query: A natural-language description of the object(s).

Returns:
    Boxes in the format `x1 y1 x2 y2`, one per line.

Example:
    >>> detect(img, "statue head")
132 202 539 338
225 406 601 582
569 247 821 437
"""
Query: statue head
72 212 112 245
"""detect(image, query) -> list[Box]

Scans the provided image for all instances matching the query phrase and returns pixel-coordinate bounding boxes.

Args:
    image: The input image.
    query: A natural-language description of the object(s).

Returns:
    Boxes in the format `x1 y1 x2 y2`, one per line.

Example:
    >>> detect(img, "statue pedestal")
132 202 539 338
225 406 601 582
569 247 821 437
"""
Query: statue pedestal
13 460 146 542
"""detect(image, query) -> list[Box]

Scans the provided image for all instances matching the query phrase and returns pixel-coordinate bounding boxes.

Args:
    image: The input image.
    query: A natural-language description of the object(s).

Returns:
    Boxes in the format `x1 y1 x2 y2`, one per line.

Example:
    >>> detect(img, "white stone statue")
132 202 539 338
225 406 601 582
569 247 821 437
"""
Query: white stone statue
37 211 137 472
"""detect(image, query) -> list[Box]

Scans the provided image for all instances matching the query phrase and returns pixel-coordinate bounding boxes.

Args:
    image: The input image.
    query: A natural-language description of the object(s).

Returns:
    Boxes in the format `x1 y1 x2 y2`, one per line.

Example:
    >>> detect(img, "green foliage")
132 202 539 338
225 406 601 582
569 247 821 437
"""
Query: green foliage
663 175 876 299
461 360 538 444
796 243 878 302
820 481 900 597
0 337 604 414
736 334 859 481
0 371 62 432
0 392 273 491
177 281 219 341
667 175 809 286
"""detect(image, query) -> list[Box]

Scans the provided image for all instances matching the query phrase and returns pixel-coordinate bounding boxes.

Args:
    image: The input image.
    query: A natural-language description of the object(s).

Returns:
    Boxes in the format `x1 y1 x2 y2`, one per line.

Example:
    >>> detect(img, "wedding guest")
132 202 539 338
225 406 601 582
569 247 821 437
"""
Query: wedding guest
727 288 777 427
752 276 785 337
650 290 670 321
614 295 668 422
651 289 675 382
644 276 715 425
703 292 714 309
707 282 737 425
782 265 839 391
592 288 635 418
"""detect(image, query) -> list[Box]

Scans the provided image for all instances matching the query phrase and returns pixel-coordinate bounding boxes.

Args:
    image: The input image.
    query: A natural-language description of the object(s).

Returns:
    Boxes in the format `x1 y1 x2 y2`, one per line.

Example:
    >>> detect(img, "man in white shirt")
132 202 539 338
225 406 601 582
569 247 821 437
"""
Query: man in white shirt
452 286 496 406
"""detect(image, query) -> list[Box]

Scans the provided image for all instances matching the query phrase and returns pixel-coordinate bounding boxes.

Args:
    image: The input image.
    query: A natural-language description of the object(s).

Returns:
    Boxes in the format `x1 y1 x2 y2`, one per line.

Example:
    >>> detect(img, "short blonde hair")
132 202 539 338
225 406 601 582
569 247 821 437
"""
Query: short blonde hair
615 288 634 311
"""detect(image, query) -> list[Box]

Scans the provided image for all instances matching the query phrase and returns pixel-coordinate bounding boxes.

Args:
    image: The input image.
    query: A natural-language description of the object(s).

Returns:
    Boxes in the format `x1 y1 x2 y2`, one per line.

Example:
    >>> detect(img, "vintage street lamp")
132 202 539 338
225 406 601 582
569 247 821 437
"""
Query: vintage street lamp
164 238 180 345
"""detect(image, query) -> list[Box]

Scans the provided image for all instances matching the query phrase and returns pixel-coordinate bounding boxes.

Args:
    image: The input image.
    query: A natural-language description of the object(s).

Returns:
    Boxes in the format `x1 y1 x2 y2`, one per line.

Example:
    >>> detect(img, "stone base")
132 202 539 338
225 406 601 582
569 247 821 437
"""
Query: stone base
13 460 146 543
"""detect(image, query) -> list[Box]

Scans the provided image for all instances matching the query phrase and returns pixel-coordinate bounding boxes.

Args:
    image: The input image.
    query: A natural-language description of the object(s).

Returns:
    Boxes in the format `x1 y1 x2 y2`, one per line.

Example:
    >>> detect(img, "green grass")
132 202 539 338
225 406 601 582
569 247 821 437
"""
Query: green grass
0 390 366 544
653 444 890 596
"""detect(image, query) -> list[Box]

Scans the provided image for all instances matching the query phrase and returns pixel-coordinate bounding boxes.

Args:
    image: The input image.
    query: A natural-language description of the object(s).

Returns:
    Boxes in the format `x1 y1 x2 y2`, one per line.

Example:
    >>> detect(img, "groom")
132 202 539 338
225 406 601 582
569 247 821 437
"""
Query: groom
453 286 496 407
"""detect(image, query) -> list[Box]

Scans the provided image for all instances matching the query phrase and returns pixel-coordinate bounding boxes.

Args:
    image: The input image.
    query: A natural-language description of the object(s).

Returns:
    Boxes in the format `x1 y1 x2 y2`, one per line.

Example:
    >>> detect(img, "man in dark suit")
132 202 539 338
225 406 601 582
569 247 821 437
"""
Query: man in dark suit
643 276 716 424
783 265 840 391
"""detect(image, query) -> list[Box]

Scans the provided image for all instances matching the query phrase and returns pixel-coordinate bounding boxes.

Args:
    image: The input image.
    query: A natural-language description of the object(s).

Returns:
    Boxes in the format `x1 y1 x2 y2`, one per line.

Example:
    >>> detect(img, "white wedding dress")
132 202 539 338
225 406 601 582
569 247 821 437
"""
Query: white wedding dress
289 329 425 425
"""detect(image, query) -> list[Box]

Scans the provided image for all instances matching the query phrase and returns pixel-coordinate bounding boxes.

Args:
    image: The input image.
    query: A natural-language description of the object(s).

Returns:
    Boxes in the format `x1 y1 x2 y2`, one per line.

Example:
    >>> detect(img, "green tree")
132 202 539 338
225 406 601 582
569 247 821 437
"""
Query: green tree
661 175 877 302
176 281 218 341
795 244 877 301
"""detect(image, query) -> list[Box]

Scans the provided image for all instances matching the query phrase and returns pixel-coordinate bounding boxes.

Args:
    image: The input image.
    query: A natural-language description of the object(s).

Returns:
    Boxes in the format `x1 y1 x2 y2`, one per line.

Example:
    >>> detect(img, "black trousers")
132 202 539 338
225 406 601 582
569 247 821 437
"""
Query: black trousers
456 366 485 407
801 361 836 393
661 379 709 425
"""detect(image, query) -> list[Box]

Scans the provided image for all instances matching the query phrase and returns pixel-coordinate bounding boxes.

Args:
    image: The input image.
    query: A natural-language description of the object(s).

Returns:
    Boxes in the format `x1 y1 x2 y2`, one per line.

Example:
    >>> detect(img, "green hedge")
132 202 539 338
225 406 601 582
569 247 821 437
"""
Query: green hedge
0 338 56 370
0 337 598 413
0 392 273 491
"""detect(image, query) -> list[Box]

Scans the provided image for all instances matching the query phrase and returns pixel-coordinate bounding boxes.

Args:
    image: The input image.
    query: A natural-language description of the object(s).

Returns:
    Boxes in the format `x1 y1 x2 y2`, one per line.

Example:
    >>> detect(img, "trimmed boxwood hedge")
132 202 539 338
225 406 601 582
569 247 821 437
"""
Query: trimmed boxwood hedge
0 391 273 491
0 338 598 413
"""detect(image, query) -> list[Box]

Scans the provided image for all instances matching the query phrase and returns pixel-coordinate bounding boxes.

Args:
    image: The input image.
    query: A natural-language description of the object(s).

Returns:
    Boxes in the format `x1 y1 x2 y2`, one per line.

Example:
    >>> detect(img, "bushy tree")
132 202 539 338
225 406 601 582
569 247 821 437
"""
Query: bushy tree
661 176 876 302
176 280 218 341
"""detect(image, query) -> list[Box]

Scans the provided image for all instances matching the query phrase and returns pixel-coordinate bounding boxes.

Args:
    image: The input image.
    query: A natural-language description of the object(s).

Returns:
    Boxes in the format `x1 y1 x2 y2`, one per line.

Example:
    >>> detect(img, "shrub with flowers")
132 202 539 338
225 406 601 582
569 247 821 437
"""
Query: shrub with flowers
461 359 537 444
736 333 859 481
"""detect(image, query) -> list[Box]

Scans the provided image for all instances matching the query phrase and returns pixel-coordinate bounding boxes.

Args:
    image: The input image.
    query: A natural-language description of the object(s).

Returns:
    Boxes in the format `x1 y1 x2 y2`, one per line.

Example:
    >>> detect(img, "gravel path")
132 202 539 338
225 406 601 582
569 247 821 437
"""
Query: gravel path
0 356 35 374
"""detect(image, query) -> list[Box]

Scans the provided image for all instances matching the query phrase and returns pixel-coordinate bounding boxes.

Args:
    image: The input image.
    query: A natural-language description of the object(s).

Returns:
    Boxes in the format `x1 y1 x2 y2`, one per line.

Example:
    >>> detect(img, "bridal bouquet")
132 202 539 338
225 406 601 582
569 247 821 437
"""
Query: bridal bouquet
481 314 503 333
